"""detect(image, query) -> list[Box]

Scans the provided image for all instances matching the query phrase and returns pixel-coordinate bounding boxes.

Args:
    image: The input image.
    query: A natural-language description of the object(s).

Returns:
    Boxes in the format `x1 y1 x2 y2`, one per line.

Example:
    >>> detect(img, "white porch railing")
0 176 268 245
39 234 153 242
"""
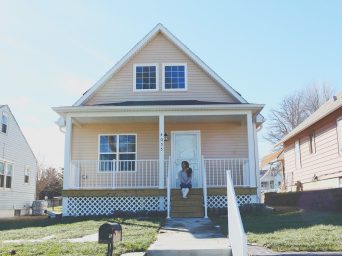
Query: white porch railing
226 170 247 255
204 158 249 187
69 160 169 189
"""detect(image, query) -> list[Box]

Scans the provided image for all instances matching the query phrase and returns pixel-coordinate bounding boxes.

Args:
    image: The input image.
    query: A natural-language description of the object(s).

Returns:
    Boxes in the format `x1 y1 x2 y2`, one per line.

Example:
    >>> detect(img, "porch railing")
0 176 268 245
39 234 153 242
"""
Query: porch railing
204 158 249 187
69 160 169 189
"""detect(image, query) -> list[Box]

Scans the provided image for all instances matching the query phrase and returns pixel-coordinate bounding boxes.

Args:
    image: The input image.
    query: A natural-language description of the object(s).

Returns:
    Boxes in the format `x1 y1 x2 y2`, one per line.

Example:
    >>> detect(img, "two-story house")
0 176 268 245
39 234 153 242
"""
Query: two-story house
0 105 38 217
53 24 264 218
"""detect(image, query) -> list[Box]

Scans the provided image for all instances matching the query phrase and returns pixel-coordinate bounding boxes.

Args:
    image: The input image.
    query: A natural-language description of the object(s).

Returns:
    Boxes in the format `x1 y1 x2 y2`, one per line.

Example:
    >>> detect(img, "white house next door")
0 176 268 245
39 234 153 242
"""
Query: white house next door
171 131 201 188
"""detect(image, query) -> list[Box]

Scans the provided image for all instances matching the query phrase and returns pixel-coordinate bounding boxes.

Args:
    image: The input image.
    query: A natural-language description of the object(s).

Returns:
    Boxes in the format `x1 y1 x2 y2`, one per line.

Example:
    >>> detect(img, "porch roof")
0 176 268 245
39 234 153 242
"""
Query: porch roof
94 100 240 106
53 102 264 117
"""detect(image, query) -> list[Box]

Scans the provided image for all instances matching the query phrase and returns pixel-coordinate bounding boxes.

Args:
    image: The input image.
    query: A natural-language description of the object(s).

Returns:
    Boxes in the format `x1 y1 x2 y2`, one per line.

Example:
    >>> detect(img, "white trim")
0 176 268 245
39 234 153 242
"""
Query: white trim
72 23 247 106
97 133 138 173
246 112 256 187
133 63 159 92
159 115 165 188
63 117 72 189
295 139 302 169
53 104 264 118
162 63 188 91
337 117 342 154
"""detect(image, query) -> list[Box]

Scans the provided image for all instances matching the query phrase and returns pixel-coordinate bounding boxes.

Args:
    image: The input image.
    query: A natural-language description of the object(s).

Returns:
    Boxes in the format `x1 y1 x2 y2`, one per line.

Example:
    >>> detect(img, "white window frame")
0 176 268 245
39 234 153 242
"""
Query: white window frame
133 64 159 92
98 134 137 172
1 112 8 134
24 166 30 184
0 160 14 190
162 63 188 91
309 132 316 154
295 139 302 169
337 117 342 154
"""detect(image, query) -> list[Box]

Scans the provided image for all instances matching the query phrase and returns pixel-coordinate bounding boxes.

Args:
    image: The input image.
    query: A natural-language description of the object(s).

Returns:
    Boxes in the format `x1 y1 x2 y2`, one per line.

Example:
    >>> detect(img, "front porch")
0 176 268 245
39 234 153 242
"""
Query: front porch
58 104 262 217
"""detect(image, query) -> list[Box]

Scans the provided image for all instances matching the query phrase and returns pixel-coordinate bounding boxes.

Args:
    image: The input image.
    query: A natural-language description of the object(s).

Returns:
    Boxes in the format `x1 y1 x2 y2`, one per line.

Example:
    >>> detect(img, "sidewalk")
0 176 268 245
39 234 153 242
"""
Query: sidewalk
146 218 232 256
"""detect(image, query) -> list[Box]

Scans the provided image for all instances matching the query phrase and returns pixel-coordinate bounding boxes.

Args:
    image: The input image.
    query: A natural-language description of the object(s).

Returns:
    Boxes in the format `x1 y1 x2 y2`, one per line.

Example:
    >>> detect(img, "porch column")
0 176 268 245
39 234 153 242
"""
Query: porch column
246 112 256 187
253 123 261 202
159 114 165 188
63 116 72 189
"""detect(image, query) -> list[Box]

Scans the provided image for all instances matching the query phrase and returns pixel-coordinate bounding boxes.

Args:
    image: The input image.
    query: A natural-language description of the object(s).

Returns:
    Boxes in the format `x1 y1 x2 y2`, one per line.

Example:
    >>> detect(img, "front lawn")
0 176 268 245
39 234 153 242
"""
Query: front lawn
212 208 342 252
0 216 163 256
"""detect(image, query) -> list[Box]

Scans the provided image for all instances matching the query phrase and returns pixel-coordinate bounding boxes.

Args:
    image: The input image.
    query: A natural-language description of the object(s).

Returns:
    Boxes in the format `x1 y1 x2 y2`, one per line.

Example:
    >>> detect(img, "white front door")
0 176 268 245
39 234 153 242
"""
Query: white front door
171 131 201 188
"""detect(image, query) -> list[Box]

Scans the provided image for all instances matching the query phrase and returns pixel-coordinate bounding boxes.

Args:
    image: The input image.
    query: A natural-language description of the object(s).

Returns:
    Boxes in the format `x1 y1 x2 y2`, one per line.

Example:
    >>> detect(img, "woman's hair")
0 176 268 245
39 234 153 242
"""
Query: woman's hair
181 161 192 178
181 161 189 169
186 167 192 178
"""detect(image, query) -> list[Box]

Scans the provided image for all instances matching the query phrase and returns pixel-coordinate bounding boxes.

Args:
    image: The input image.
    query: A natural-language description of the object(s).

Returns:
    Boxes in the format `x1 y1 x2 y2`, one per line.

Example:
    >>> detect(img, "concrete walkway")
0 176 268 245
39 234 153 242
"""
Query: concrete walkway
146 218 232 256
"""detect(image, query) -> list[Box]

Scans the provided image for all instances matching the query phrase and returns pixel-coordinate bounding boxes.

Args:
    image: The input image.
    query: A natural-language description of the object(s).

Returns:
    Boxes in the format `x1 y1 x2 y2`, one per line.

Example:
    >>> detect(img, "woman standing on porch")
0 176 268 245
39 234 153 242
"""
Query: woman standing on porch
178 161 192 199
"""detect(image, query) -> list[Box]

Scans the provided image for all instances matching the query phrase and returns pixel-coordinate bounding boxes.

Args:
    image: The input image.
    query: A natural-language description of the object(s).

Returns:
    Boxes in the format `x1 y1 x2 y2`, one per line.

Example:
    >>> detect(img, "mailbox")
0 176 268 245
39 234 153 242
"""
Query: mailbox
99 222 122 244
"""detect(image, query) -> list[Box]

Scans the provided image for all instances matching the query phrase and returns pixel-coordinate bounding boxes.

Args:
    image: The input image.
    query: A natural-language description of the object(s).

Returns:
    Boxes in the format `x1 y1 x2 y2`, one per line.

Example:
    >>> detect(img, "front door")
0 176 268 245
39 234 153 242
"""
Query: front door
171 131 201 188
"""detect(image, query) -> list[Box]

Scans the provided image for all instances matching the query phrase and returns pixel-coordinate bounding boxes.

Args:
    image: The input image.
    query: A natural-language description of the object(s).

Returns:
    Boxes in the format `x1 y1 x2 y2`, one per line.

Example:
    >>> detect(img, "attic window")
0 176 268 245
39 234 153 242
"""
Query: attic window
162 63 187 90
1 112 8 134
133 64 158 91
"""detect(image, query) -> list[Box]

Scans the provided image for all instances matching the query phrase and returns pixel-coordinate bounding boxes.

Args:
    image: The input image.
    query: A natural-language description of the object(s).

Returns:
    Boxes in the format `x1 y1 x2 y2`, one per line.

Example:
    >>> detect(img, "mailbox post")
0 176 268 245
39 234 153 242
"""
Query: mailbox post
98 222 122 256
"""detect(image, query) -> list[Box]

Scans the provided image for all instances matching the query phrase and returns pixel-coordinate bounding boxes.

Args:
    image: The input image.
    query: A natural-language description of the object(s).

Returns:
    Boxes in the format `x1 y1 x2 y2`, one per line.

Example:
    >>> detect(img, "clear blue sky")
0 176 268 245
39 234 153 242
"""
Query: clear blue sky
1 0 341 167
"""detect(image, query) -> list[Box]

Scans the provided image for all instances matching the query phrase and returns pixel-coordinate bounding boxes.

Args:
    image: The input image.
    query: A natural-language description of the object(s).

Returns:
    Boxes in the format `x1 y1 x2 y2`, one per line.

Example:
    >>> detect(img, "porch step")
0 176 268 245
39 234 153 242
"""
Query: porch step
171 188 203 195
171 189 204 218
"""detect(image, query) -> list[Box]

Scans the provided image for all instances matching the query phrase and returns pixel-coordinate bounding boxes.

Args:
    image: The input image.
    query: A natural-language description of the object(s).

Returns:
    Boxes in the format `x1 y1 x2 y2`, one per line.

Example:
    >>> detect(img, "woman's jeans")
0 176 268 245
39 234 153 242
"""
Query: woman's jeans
180 183 192 198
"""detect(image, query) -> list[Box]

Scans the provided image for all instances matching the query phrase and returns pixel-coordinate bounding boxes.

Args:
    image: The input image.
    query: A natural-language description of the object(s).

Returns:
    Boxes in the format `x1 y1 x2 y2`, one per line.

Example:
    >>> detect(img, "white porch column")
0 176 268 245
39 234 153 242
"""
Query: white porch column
63 116 72 190
246 112 256 187
253 123 261 202
159 114 165 188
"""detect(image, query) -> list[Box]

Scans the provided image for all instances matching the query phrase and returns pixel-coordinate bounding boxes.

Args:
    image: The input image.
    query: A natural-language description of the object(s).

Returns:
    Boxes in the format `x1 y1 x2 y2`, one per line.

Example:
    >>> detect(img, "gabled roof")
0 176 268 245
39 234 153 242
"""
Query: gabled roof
73 23 247 106
0 105 38 163
278 91 342 145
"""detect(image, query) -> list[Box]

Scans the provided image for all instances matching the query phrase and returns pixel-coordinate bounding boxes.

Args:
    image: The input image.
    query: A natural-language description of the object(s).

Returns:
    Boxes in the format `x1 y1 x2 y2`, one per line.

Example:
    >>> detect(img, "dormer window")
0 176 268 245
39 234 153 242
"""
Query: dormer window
133 64 158 91
162 63 187 90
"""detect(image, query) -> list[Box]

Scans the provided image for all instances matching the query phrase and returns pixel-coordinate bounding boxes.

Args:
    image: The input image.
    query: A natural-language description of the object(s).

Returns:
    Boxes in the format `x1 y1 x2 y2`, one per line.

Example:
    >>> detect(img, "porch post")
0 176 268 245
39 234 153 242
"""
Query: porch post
253 123 261 202
63 116 72 189
159 114 165 188
246 112 256 187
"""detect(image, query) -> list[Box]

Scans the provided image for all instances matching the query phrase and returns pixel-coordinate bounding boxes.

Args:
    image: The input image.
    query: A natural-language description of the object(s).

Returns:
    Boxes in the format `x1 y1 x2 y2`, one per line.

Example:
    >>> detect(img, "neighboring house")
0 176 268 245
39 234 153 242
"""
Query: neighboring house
278 93 342 192
259 149 284 194
0 105 38 217
53 24 264 217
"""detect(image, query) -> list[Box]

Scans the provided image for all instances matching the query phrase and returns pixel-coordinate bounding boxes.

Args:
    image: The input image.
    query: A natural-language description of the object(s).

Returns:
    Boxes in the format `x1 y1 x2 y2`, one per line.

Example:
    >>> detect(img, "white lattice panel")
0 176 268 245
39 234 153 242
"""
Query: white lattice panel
65 196 166 216
207 195 253 208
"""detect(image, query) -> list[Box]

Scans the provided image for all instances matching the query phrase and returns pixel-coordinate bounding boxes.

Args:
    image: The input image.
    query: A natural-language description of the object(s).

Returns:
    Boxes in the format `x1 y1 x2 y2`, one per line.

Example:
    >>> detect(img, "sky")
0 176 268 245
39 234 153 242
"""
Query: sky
0 0 342 167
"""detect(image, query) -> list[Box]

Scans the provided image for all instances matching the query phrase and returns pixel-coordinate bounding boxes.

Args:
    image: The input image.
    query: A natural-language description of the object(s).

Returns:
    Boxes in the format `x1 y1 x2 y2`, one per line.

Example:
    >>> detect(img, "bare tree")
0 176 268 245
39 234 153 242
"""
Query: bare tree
36 165 63 200
265 83 335 144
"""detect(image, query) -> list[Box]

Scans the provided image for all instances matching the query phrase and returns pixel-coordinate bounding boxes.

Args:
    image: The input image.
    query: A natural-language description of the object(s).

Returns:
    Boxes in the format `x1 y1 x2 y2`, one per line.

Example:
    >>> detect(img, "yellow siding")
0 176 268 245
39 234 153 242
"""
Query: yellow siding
71 121 248 160
85 32 237 105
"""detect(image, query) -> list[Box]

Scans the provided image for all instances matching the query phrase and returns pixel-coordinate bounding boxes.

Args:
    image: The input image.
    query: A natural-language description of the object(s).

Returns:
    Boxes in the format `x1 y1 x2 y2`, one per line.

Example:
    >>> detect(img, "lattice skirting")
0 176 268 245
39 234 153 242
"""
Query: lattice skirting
63 196 167 216
207 194 257 208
